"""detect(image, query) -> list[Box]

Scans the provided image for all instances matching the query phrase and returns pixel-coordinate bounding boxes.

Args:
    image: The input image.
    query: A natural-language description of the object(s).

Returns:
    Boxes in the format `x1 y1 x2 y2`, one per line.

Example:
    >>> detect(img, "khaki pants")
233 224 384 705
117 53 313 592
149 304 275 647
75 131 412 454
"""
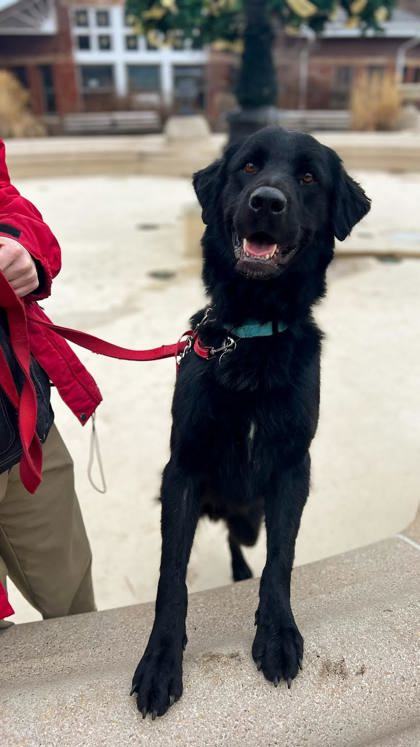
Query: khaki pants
0 425 95 619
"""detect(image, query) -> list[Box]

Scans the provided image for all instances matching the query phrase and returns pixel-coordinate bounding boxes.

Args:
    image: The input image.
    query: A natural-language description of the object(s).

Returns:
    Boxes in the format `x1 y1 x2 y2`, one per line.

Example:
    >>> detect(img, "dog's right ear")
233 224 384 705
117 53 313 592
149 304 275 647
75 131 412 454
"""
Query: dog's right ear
193 158 224 225
193 142 239 225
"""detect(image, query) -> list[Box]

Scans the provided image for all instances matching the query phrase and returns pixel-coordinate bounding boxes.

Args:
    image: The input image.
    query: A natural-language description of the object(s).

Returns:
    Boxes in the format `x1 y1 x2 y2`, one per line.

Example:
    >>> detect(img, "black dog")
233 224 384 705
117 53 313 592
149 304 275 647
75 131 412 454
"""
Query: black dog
131 127 370 718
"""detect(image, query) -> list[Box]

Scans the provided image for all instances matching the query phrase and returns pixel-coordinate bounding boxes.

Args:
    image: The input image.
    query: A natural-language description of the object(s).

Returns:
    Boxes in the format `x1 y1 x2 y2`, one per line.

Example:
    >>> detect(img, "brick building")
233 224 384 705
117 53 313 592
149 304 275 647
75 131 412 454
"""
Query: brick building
0 0 79 117
207 5 420 129
0 0 207 121
1 1 420 130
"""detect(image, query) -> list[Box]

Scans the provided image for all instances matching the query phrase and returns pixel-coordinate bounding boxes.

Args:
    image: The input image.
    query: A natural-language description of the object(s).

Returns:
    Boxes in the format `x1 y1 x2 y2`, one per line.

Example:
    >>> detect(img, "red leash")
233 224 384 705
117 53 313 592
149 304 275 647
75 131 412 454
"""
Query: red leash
31 318 193 364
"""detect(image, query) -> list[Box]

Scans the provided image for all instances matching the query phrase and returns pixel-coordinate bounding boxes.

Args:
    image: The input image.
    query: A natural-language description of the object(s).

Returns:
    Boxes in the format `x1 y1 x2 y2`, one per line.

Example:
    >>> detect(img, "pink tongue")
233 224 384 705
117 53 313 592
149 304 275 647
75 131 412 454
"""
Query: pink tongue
243 238 276 257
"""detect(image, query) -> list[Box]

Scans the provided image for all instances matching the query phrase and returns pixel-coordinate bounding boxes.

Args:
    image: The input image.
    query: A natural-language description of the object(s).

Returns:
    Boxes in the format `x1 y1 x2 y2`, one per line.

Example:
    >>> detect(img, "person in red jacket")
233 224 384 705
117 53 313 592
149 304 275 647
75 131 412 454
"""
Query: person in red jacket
0 139 101 624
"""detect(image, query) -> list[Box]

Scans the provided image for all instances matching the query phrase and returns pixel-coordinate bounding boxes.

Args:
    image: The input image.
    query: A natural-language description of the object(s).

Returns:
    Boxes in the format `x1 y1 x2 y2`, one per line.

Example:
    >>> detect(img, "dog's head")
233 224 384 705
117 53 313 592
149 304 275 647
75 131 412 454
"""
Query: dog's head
194 127 370 281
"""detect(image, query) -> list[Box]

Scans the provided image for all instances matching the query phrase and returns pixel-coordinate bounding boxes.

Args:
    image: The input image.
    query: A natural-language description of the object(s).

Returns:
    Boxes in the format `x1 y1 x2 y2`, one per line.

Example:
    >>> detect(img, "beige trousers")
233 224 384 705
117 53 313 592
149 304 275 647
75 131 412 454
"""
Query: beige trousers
0 424 95 619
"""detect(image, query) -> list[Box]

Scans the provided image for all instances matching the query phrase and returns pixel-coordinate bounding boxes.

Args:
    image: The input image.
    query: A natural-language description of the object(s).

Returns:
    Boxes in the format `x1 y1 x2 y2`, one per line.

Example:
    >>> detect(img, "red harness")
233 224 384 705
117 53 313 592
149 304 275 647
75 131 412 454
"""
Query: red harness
0 273 223 494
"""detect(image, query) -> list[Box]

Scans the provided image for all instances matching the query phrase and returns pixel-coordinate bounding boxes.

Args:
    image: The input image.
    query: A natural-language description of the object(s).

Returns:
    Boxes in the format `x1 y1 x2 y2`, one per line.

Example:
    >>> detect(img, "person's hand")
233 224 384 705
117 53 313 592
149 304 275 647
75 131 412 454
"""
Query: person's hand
0 237 39 297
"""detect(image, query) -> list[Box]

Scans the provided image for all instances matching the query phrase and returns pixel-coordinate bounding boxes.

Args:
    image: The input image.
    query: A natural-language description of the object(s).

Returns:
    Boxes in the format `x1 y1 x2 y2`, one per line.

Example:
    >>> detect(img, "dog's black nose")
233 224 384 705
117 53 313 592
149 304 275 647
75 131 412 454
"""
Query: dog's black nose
249 187 287 215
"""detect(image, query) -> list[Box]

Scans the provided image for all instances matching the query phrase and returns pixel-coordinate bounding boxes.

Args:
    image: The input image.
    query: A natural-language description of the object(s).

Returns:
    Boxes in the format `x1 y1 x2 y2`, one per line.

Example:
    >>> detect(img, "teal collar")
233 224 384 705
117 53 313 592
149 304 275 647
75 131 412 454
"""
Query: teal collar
225 320 288 339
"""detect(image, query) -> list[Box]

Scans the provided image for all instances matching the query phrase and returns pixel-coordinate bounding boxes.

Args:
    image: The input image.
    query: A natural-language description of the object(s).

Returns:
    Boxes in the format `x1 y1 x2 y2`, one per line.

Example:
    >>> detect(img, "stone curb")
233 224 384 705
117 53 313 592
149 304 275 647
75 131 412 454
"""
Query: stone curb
1 515 418 746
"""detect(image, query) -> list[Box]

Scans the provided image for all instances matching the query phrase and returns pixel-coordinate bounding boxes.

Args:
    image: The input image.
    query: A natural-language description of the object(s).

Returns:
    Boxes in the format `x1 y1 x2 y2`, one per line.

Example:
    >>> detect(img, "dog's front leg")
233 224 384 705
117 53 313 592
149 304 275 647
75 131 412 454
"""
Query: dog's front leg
131 459 201 718
252 454 310 686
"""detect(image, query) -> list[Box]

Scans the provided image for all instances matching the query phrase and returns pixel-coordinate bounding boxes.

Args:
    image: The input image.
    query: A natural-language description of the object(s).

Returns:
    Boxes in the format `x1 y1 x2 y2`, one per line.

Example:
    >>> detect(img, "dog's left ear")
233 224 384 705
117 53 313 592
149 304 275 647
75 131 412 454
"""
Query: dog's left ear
193 142 239 224
330 152 371 241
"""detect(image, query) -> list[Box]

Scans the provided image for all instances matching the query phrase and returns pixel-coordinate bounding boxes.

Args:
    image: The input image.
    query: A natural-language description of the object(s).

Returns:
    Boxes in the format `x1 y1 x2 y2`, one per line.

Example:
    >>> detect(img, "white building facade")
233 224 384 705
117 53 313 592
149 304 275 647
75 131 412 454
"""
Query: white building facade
69 3 208 112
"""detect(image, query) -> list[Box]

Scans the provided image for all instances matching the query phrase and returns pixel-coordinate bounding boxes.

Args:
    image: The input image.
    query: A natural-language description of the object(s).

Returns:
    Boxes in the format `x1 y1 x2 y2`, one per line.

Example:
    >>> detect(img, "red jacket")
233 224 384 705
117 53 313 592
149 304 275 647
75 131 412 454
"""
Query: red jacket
0 139 102 425
0 140 102 619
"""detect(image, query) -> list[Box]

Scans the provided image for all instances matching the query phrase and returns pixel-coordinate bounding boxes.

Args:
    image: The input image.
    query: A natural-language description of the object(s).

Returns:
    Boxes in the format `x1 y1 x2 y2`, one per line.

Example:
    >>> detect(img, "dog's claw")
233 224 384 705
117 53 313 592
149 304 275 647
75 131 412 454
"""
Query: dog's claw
141 708 147 719
256 659 262 671
151 711 157 721
130 685 136 696
287 677 292 689
273 676 279 687
298 659 303 670
169 694 176 706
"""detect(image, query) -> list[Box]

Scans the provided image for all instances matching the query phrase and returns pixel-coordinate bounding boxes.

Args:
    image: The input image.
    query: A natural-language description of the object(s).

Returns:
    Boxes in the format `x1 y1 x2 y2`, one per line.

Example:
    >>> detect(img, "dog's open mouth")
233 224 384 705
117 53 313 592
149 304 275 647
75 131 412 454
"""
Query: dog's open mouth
233 231 298 276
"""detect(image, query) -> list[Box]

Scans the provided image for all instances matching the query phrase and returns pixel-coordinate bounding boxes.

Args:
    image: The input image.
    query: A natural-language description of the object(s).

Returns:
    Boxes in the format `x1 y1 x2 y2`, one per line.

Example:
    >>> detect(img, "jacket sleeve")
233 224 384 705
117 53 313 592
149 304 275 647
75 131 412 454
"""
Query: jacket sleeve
0 139 61 300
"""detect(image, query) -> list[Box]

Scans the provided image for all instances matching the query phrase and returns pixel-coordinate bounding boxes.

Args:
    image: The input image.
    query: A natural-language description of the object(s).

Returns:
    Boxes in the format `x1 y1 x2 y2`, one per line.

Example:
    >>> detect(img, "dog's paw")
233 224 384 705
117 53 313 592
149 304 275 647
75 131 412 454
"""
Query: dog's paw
252 617 303 687
131 637 183 719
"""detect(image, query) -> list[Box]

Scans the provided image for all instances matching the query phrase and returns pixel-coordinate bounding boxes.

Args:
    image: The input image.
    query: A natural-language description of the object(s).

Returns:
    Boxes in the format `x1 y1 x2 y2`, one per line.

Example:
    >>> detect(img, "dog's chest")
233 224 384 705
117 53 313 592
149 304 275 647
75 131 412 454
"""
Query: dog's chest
213 337 293 393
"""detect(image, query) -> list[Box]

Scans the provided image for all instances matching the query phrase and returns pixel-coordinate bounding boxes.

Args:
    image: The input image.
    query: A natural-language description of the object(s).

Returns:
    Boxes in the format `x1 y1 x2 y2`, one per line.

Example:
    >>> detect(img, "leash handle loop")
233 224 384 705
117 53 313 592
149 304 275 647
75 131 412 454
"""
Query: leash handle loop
88 413 107 494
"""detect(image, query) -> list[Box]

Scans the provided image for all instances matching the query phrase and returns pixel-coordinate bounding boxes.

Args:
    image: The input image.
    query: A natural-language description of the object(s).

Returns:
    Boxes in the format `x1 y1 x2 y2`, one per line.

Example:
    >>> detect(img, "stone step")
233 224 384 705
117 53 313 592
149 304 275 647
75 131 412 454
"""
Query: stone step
1 513 418 746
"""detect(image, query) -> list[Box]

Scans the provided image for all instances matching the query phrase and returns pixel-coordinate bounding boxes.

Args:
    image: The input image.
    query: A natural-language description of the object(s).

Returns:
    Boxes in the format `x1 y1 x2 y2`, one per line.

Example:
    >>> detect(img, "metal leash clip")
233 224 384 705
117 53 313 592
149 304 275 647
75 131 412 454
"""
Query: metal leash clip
211 336 237 364
176 331 196 367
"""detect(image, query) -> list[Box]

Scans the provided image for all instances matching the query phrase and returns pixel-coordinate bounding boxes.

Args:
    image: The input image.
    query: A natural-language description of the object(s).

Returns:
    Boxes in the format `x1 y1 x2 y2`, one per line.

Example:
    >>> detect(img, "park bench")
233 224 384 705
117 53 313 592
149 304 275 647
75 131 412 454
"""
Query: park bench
63 110 162 135
278 109 351 131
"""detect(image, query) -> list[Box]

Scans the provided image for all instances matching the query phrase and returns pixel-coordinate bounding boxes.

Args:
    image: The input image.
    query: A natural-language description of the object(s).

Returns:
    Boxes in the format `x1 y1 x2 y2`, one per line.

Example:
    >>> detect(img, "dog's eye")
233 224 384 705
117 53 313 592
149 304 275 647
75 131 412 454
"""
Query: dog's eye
243 162 258 175
300 172 316 184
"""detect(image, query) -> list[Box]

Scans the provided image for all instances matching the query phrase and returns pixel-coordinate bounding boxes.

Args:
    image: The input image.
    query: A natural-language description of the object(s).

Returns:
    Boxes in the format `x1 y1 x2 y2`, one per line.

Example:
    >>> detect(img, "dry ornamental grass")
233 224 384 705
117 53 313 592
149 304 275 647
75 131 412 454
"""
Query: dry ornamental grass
351 71 401 132
0 70 46 138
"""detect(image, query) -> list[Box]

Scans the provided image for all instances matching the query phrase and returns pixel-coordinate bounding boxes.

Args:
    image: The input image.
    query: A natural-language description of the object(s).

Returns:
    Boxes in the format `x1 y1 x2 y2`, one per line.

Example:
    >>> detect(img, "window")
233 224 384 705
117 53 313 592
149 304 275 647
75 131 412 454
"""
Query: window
126 35 138 51
191 29 203 50
403 66 420 83
124 10 135 27
331 65 353 108
335 66 353 88
146 35 158 51
174 65 205 111
127 65 160 93
96 10 110 27
40 65 56 113
74 9 89 27
80 65 114 92
145 32 164 50
98 34 112 51
77 35 91 51
172 33 185 51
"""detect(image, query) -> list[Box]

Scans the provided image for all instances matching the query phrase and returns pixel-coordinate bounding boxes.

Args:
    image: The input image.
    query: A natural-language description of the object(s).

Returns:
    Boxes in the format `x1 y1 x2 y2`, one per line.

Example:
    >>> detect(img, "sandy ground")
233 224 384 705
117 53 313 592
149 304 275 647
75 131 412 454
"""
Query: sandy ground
6 170 420 623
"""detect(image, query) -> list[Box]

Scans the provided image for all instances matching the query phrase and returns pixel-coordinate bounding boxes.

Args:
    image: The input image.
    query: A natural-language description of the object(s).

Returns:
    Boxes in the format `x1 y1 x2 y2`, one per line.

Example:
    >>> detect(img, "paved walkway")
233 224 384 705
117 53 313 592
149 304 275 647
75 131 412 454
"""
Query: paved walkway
6 171 420 625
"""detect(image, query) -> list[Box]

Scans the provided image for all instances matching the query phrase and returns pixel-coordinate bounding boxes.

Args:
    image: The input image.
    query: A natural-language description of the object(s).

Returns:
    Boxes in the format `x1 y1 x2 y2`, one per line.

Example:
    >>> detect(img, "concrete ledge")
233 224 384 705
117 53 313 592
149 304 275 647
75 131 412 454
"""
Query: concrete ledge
4 134 226 180
314 132 420 173
5 132 420 180
1 524 418 746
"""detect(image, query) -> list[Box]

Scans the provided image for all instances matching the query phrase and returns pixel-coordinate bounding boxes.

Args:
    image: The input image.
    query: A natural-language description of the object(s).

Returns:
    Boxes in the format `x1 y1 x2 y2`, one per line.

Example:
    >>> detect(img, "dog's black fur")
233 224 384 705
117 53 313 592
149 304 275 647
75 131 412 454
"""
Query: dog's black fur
131 127 370 718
